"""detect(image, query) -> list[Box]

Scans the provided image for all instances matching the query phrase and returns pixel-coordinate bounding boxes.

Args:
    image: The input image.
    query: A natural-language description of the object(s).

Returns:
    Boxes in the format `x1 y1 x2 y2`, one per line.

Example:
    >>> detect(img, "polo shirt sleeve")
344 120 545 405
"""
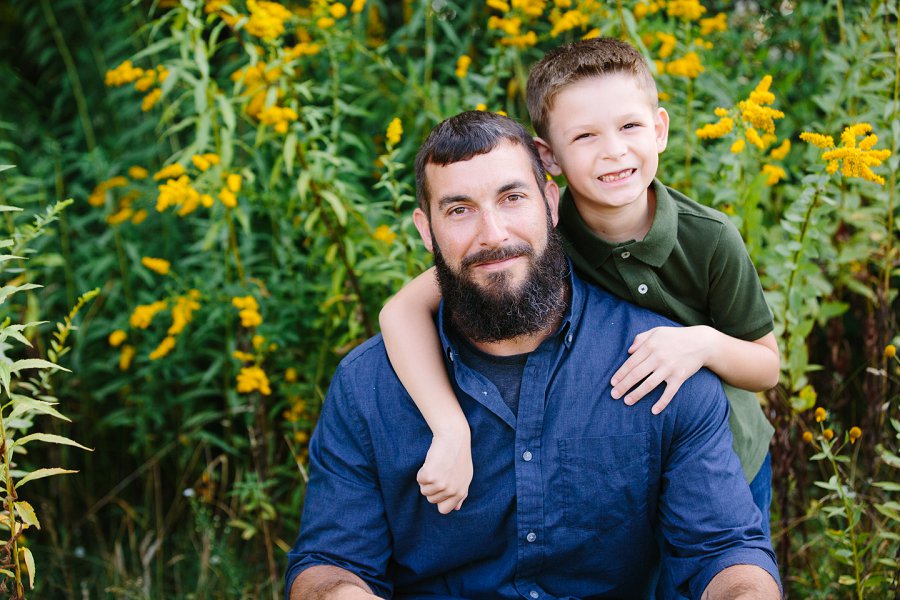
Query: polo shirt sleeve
284 364 393 599
707 219 773 341
658 369 780 598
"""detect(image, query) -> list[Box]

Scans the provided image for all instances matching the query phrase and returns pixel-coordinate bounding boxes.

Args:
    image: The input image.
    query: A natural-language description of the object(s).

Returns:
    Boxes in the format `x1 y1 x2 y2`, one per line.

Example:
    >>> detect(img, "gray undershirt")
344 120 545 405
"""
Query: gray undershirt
454 336 528 418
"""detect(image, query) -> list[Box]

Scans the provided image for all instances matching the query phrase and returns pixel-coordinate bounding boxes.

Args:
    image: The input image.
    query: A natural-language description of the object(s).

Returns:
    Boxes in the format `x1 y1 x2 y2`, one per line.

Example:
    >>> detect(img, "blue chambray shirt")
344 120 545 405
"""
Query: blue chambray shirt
285 271 779 599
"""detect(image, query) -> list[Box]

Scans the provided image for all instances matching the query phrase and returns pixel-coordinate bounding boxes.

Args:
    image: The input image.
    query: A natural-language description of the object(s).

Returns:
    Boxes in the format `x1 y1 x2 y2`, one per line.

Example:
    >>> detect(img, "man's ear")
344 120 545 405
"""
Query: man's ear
413 207 434 253
655 107 670 153
544 178 561 227
534 136 562 176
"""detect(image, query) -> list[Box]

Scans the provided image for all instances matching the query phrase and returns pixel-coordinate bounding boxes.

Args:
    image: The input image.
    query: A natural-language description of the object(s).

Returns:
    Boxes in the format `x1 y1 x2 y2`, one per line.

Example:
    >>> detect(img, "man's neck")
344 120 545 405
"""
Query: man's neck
463 280 571 357
571 186 657 244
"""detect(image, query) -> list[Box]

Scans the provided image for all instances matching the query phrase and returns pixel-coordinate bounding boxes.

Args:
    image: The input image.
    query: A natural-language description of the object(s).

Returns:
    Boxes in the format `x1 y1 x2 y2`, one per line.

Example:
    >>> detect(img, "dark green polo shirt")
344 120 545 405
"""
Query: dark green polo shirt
557 179 774 481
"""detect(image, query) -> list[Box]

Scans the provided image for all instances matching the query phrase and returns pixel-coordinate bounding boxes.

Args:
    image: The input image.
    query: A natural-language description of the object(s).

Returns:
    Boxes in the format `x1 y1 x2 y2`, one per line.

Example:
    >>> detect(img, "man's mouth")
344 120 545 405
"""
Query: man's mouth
598 168 635 183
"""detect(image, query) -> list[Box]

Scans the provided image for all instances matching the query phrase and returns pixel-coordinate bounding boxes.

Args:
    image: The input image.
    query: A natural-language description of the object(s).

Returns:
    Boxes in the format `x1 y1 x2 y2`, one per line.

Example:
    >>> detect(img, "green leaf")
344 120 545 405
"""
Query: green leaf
0 283 42 305
215 93 235 131
14 501 40 530
15 433 91 451
10 358 69 373
16 468 78 487
838 575 856 586
320 189 348 226
22 546 35 589
8 396 69 422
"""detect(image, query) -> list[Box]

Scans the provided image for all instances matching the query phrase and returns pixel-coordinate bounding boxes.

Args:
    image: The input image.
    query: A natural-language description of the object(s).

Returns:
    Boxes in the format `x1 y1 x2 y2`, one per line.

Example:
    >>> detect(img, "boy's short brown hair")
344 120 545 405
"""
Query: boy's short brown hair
526 37 658 140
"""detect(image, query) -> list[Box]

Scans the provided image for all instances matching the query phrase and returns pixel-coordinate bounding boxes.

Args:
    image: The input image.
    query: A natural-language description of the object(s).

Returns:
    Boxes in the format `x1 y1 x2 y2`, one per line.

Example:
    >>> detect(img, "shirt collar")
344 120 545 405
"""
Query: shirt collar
437 261 584 365
557 179 677 268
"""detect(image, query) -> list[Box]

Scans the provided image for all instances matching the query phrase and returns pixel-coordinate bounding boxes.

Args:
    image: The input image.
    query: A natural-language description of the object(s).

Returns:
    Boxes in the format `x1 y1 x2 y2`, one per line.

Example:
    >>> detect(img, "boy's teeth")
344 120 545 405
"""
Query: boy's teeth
599 169 634 182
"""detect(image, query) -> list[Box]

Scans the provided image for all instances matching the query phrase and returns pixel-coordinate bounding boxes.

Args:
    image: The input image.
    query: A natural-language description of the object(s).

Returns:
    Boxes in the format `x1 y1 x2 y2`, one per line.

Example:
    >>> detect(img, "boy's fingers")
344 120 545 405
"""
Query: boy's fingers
612 357 657 398
651 383 681 415
622 370 666 405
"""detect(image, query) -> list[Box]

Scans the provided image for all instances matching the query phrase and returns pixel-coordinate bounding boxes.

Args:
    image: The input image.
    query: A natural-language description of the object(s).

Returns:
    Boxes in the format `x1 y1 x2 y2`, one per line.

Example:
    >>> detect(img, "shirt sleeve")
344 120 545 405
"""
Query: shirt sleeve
658 369 781 598
284 364 393 599
707 220 774 341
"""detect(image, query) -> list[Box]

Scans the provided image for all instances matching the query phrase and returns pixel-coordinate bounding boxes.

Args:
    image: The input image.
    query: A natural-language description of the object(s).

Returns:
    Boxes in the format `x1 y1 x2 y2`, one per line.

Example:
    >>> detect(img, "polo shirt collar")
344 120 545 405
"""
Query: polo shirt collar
558 179 677 268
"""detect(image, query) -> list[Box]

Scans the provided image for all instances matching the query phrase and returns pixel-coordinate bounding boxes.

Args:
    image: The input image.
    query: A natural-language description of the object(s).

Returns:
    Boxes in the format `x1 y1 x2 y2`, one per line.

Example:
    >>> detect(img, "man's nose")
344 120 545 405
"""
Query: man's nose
477 209 509 246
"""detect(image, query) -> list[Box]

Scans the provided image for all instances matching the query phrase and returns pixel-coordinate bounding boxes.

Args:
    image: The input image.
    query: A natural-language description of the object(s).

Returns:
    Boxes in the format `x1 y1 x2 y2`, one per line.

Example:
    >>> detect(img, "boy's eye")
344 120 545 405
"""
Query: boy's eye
574 133 592 141
623 122 641 130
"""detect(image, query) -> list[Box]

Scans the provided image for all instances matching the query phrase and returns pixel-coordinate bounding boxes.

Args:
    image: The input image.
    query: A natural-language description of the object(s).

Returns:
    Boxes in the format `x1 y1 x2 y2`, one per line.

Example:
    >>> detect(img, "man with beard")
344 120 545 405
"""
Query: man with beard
285 111 780 600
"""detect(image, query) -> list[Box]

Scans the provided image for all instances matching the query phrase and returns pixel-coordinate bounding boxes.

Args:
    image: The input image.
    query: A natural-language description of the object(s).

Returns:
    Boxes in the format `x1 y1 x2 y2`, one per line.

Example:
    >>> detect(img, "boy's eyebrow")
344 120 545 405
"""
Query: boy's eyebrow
435 180 532 210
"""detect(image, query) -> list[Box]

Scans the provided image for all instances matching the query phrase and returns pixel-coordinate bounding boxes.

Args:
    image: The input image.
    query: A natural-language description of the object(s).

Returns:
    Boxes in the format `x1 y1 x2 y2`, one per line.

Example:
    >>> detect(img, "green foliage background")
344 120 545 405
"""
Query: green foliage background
0 0 898 597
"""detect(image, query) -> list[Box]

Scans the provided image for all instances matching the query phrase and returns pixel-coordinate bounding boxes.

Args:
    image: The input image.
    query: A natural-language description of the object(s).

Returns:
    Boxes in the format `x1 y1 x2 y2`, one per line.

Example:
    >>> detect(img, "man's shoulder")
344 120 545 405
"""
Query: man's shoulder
333 334 397 389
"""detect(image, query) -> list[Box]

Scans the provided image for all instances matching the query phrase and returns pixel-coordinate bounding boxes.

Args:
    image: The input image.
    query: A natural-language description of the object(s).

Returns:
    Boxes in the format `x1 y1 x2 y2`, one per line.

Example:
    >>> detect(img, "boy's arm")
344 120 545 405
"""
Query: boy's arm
610 327 780 414
379 267 472 514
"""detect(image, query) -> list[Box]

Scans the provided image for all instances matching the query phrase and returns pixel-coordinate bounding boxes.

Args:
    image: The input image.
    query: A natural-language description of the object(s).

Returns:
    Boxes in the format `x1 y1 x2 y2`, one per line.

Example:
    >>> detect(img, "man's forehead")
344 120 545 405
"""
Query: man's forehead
425 141 537 197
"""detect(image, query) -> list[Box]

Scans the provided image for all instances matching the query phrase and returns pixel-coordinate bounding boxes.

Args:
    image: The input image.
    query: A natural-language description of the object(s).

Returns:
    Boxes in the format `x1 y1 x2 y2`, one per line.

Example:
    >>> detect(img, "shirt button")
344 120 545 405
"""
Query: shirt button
566 333 573 344
526 532 537 542
522 450 533 461
530 592 539 599
637 283 648 295
620 251 631 259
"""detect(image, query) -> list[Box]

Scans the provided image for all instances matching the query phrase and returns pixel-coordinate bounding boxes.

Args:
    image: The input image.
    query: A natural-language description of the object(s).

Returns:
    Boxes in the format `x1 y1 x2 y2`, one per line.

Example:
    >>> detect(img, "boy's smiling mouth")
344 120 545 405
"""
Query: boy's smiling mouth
598 168 636 183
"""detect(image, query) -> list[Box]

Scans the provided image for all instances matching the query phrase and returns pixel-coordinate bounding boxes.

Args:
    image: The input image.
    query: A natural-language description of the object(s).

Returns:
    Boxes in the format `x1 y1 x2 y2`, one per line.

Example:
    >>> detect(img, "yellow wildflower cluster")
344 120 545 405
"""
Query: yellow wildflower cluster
107 190 145 226
373 224 397 245
664 52 704 79
887 343 897 358
105 61 144 86
695 109 734 140
153 163 187 181
667 0 706 21
149 336 177 360
245 0 293 39
258 105 299 134
128 166 149 180
632 0 663 19
130 300 168 329
106 61 169 112
231 61 283 119
800 123 892 185
157 175 202 215
204 0 229 14
456 55 472 78
500 30 537 48
848 426 862 444
233 350 255 362
141 257 171 275
233 295 263 328
386 118 403 147
219 173 242 208
88 176 129 207
488 15 523 36
814 406 827 422
700 12 727 35
283 396 306 423
169 290 201 335
802 431 813 443
237 365 272 395
191 153 221 171
109 330 127 347
769 139 790 161
285 42 322 60
761 164 786 186
550 9 589 37
738 75 784 135
119 345 136 371
652 32 677 59
486 0 545 48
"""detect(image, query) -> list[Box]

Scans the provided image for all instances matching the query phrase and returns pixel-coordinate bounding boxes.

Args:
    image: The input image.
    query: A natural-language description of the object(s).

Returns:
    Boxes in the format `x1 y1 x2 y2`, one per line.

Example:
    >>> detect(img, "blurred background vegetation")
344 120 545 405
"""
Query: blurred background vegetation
0 0 897 597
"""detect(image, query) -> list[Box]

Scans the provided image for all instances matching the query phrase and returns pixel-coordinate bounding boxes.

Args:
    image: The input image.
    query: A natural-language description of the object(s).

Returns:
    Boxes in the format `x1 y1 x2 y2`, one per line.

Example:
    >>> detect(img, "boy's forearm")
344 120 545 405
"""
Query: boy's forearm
701 328 780 391
379 268 468 435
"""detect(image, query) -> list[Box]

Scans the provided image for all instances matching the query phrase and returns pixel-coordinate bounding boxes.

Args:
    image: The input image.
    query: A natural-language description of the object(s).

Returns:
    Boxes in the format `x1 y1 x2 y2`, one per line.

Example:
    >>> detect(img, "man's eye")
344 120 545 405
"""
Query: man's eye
506 193 524 203
449 206 468 216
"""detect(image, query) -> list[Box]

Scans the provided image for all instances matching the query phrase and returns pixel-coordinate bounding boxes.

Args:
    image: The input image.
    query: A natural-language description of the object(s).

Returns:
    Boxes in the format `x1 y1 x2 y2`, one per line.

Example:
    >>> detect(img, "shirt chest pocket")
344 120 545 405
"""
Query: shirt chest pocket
558 433 650 532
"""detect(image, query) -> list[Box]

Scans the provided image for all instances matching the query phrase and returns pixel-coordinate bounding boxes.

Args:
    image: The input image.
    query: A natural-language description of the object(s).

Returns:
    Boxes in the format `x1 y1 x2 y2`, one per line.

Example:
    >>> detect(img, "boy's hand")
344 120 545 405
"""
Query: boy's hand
610 326 709 414
417 430 473 514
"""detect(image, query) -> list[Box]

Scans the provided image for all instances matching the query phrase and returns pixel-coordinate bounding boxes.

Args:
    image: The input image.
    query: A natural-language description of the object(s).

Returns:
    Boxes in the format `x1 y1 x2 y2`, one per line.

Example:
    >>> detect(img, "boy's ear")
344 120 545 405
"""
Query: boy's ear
544 178 560 227
534 136 562 177
655 107 670 153
413 207 434 253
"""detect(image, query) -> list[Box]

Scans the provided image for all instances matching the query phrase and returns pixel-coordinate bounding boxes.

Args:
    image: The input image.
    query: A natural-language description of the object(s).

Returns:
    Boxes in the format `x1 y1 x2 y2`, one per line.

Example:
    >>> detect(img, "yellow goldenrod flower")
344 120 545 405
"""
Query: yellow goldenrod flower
119 345 136 370
667 0 706 21
252 334 266 350
130 300 168 329
499 30 538 49
656 32 677 59
107 208 134 225
761 164 786 186
156 175 201 214
550 10 589 37
848 426 862 444
696 117 733 140
737 76 784 135
351 0 366 13
134 70 158 92
714 107 728 118
168 292 201 335
817 123 892 185
142 88 162 112
192 154 211 171
153 164 187 181
317 16 336 29
233 350 255 362
109 330 128 347
582 28 600 40
246 0 293 39
329 3 347 18
657 91 670 102
823 428 834 441
633 2 648 19
132 209 149 225
200 194 215 208
802 431 813 443
227 173 243 193
886 343 897 358
237 365 272 395
730 139 745 154
475 103 487 111
219 187 238 208
769 139 790 160
373 224 397 245
105 60 145 87
456 55 472 78
141 257 171 275
285 367 298 382
149 336 177 360
487 0 511 11
799 132 834 149
128 166 149 180
88 176 129 207
814 406 827 422
665 52 704 79
233 295 263 328
700 12 727 35
745 127 766 150
204 0 229 14
386 117 403 146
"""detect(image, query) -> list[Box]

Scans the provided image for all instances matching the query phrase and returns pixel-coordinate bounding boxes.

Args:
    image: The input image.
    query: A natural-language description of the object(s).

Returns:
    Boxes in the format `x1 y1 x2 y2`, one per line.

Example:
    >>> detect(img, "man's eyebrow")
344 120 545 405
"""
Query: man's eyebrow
436 194 470 210
435 180 533 211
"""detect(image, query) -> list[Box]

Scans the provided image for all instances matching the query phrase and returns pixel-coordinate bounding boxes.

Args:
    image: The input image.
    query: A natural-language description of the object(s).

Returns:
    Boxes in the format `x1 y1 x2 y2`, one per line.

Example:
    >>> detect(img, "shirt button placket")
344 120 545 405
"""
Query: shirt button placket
529 591 539 599
637 283 648 295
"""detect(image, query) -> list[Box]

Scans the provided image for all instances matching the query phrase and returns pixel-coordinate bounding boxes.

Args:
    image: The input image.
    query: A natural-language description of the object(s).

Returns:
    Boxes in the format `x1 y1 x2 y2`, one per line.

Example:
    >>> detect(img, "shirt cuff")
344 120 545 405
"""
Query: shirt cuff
689 549 781 599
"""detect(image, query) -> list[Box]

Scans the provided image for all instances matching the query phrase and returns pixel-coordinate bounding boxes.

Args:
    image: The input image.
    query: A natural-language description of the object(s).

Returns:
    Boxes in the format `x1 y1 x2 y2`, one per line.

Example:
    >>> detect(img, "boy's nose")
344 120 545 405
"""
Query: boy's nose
599 134 627 159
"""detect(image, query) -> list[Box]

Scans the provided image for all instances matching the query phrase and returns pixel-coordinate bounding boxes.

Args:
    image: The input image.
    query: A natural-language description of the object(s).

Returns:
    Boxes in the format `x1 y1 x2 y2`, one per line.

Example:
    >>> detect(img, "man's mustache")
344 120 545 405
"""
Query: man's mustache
460 243 534 271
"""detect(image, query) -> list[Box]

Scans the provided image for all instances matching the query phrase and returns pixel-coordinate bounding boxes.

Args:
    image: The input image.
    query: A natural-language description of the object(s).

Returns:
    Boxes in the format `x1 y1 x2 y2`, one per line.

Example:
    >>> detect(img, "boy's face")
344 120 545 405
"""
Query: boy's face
535 73 669 214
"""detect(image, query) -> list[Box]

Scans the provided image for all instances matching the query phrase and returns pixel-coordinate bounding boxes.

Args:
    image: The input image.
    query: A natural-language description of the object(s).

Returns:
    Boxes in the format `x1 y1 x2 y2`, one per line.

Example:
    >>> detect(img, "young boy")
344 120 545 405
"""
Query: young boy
380 38 779 534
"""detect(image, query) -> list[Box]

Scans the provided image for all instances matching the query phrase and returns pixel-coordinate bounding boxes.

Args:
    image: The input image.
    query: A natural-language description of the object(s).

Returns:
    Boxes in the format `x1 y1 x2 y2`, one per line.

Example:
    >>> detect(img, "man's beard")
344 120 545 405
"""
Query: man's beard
433 224 570 344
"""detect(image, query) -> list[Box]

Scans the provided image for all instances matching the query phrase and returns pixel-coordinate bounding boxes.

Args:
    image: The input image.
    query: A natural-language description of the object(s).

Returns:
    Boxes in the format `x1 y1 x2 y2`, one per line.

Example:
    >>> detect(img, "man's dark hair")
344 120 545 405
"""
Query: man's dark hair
414 111 548 214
